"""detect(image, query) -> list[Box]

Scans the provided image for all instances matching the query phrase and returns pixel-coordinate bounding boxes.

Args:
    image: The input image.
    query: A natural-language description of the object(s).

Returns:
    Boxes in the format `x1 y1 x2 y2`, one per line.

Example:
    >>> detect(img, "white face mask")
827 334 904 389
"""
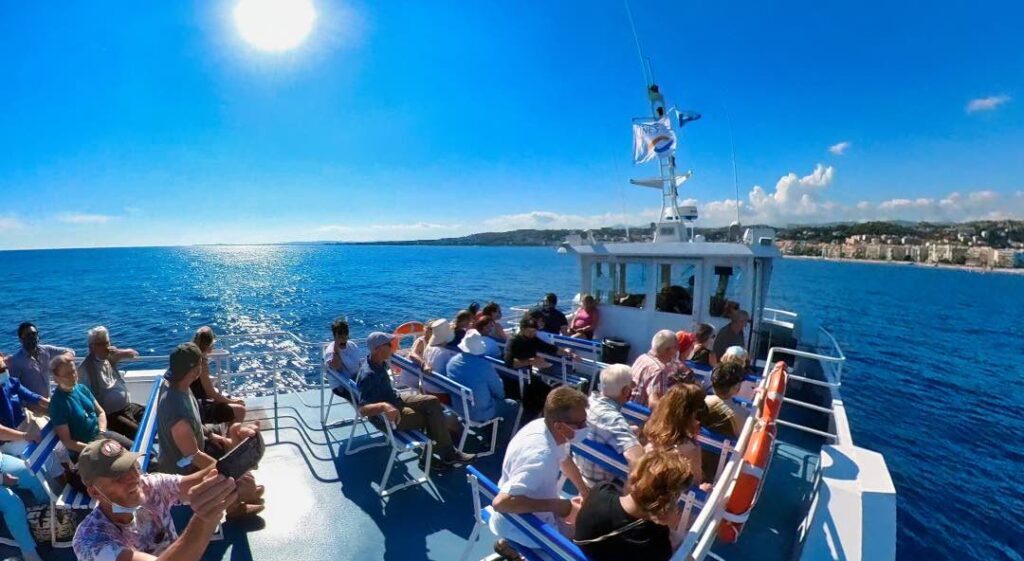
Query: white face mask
97 489 142 519
569 425 591 445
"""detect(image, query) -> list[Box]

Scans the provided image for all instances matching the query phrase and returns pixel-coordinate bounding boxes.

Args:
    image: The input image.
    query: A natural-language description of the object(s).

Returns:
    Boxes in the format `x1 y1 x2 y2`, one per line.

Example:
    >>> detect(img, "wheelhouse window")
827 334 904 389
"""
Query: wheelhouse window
591 261 648 308
708 265 745 317
656 263 696 315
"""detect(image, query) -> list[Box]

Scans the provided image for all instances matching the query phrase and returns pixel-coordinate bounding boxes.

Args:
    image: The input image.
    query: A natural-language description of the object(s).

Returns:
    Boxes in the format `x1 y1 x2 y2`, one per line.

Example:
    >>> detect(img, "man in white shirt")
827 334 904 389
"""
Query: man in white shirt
323 319 361 400
489 386 591 555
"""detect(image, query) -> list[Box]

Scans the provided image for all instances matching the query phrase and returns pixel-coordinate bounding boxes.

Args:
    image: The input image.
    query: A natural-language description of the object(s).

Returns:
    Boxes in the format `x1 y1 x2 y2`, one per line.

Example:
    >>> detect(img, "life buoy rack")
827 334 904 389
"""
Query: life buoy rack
717 421 776 542
390 321 425 373
759 361 788 424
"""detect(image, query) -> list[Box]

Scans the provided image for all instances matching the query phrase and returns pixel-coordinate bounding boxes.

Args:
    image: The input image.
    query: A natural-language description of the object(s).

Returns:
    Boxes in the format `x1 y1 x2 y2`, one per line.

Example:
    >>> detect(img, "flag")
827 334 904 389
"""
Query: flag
677 110 702 127
632 115 676 164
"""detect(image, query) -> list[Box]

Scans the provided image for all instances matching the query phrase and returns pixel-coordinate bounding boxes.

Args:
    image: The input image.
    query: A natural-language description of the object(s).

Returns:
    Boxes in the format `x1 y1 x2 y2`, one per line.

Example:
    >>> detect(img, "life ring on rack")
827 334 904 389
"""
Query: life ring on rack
390 321 425 374
759 361 788 424
717 421 776 543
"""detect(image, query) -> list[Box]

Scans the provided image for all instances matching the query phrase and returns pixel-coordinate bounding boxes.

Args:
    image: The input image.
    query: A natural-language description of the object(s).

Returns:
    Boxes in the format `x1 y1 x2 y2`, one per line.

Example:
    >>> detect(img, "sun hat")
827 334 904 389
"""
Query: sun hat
428 321 455 347
458 329 487 355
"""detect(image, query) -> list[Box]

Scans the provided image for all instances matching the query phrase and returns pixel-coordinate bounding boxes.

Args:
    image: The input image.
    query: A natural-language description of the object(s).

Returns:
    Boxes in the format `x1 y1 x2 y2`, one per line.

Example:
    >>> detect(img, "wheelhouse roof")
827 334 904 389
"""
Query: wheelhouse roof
564 241 780 259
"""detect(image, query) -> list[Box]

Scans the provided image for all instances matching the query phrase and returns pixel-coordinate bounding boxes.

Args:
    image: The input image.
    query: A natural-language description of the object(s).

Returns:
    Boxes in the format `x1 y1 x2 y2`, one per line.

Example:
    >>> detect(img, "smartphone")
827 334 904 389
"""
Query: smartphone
215 436 263 480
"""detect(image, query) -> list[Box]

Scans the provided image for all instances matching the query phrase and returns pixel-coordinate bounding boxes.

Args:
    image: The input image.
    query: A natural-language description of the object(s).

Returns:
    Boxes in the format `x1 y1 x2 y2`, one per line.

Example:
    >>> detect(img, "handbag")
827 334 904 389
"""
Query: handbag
27 504 77 543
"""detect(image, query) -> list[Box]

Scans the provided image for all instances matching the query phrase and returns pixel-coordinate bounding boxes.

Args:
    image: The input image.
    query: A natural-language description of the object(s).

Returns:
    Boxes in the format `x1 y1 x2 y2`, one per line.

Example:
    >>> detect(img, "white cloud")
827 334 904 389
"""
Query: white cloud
0 216 25 232
966 95 1011 113
829 141 851 155
56 212 116 225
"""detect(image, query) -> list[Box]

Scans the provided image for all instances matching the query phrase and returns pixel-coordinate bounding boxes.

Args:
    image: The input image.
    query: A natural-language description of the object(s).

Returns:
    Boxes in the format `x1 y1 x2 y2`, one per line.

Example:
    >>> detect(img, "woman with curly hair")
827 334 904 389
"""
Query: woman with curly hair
643 383 710 487
573 448 694 560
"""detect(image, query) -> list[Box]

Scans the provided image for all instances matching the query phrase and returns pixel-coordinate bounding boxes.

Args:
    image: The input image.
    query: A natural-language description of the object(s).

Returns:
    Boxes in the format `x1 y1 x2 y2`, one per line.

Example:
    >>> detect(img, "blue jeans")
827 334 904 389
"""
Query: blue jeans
0 452 47 557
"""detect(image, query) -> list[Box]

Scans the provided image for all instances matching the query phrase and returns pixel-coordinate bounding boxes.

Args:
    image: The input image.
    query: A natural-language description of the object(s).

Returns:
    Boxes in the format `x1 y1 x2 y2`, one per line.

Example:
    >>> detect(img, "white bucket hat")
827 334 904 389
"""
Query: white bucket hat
428 320 455 347
457 329 487 356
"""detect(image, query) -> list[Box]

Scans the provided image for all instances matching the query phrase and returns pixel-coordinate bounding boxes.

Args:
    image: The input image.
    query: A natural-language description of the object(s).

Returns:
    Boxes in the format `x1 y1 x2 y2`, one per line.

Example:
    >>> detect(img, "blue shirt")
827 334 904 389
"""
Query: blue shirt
7 344 71 398
356 358 401 409
446 353 504 422
49 384 100 443
0 378 43 429
482 336 502 359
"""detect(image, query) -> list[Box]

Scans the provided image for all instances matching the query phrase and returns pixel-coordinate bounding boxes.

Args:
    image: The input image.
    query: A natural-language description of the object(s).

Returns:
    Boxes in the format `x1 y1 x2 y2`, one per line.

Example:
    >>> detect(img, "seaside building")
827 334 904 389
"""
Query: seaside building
928 244 969 264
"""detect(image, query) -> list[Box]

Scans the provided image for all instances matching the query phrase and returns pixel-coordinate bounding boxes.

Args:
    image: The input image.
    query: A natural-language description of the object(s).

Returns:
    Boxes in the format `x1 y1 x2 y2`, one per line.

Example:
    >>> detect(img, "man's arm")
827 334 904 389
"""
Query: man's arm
561 456 590 498
116 470 237 561
55 425 87 453
0 425 34 442
358 401 400 423
110 347 139 364
492 493 572 518
170 420 217 470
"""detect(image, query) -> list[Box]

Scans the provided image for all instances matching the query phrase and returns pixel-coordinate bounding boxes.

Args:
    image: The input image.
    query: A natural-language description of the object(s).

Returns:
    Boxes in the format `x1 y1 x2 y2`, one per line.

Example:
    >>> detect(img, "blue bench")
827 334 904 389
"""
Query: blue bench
463 466 587 561
333 368 435 498
390 354 505 457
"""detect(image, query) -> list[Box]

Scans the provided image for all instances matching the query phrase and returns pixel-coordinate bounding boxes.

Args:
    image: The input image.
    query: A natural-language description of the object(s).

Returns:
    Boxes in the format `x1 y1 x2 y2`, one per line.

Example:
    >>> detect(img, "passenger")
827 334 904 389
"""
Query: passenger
480 302 508 341
0 354 48 561
574 449 694 561
712 309 749 361
7 321 74 398
452 310 474 346
574 364 643 488
644 384 710 487
49 355 132 462
687 323 718 369
532 293 569 335
0 351 49 457
504 316 572 422
191 327 247 423
408 319 440 368
423 320 458 375
79 326 146 439
630 330 691 410
323 319 363 400
357 332 475 468
675 330 696 360
567 294 599 339
445 330 518 438
472 315 503 358
73 438 239 561
490 386 590 557
698 362 747 482
720 345 750 369
156 343 264 518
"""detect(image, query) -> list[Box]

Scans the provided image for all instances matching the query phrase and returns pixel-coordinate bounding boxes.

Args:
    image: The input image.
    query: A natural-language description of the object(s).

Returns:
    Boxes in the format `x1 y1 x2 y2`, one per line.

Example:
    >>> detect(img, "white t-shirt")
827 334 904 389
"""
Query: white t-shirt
322 341 361 388
488 418 568 548
423 346 456 375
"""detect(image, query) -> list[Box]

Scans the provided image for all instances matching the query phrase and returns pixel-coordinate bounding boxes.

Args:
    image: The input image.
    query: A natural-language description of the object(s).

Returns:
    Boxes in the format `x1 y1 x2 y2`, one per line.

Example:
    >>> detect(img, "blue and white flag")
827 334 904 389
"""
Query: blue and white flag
632 115 676 164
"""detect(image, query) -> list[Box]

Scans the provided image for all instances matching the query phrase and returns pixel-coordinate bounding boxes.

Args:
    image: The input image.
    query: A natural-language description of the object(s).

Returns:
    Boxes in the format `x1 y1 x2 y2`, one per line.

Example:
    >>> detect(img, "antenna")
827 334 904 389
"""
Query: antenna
623 0 652 87
723 102 741 229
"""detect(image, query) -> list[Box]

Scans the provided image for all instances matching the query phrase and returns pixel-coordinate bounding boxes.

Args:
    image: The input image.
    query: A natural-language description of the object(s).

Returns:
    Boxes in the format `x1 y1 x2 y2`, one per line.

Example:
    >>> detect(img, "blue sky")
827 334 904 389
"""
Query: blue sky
0 0 1021 249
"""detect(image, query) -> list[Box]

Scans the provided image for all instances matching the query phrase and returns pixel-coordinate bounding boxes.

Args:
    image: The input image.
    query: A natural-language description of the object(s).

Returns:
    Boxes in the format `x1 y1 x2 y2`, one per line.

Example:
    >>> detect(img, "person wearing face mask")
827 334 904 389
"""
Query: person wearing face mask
0 355 49 561
72 438 239 561
573 364 643 489
49 355 133 465
489 386 591 559
79 326 146 439
573 449 694 561
6 321 74 399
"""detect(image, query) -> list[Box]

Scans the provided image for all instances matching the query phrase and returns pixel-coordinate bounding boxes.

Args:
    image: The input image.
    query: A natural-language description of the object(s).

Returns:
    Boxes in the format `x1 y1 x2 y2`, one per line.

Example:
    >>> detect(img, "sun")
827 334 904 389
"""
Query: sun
233 0 316 52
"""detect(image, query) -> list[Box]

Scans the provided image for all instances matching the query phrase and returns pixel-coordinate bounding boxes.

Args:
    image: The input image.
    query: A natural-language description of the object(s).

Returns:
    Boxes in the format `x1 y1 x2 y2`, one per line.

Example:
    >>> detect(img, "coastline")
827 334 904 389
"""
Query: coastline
784 254 1024 276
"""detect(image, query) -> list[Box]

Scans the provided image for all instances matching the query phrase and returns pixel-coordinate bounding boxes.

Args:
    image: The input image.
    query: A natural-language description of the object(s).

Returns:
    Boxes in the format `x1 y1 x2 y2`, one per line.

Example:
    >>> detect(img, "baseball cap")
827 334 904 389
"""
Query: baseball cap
78 439 141 485
168 342 203 381
366 331 395 351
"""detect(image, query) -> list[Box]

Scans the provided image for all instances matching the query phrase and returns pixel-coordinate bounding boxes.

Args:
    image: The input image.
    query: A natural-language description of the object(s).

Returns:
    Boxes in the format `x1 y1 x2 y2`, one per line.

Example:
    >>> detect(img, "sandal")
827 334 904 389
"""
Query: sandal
493 539 525 561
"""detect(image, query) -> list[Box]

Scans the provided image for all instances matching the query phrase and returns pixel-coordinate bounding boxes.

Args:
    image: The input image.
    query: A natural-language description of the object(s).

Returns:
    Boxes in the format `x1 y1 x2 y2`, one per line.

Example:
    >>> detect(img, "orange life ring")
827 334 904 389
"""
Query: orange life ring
759 361 788 424
390 321 425 374
717 422 776 543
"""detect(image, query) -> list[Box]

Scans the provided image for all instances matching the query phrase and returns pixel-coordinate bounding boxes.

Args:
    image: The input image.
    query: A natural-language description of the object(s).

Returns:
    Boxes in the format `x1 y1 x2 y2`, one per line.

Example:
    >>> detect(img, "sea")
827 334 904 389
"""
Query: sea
0 244 1021 560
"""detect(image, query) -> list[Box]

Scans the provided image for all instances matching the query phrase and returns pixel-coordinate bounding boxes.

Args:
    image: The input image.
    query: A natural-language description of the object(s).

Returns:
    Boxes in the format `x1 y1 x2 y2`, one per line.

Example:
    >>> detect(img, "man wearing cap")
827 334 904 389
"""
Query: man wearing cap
357 331 475 469
73 438 239 561
446 329 518 441
156 343 264 517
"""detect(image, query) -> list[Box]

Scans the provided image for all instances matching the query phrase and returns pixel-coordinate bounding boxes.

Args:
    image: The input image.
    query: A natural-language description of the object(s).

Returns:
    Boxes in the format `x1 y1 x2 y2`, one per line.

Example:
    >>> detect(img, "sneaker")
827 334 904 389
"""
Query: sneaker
438 451 477 468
